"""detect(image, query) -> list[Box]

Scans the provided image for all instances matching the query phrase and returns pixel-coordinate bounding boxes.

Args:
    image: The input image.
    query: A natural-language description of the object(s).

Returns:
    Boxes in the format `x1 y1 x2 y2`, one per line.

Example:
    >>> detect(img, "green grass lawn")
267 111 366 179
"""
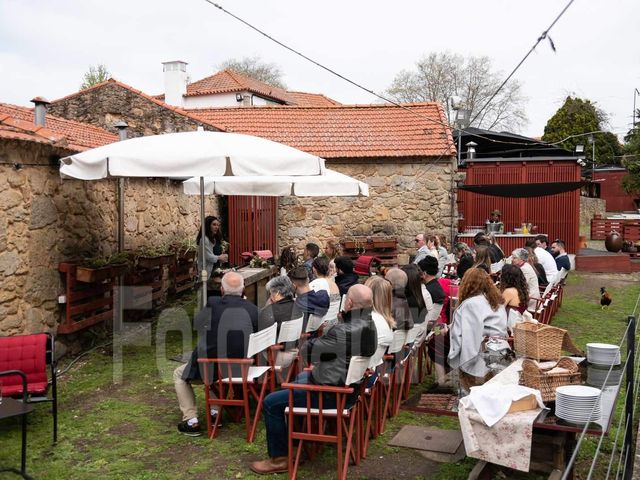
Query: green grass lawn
1 272 638 479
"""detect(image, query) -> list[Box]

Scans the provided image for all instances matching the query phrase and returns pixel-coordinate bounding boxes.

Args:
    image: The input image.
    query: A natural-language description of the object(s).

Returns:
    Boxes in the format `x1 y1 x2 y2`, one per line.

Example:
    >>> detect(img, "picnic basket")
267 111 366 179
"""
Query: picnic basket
520 357 582 402
513 321 582 361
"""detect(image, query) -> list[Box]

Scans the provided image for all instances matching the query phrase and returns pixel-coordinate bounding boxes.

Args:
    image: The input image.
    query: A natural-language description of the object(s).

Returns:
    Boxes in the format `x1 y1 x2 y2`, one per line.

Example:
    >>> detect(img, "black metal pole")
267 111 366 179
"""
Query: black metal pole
624 315 635 480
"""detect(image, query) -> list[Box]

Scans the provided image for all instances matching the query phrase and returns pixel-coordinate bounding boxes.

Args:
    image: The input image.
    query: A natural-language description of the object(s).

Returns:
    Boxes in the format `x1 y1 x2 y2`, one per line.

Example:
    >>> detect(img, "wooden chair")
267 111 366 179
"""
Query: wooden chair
283 356 371 480
269 316 304 391
0 333 58 443
380 329 407 431
197 323 277 442
361 344 388 458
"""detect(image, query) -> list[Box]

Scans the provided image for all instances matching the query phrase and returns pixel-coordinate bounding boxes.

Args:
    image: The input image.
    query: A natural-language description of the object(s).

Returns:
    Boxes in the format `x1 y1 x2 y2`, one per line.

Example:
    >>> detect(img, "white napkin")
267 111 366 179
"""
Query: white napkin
467 383 545 427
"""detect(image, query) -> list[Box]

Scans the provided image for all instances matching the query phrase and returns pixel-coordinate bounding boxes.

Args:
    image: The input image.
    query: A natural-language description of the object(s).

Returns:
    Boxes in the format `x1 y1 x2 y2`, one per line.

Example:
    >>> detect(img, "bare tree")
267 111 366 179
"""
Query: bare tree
386 52 527 132
80 64 111 90
218 56 286 89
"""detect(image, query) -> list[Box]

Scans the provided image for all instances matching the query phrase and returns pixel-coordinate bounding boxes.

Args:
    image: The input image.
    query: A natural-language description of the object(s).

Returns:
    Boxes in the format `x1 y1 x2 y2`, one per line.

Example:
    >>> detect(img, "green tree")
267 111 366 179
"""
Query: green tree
80 64 111 90
386 52 527 131
218 56 286 89
621 121 640 194
542 96 622 165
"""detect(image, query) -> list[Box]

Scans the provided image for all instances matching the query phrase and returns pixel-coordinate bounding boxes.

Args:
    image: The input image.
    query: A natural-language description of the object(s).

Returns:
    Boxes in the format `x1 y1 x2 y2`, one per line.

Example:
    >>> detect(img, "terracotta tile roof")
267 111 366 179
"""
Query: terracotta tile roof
186 103 454 158
186 69 292 103
52 78 216 128
0 103 117 151
285 91 341 107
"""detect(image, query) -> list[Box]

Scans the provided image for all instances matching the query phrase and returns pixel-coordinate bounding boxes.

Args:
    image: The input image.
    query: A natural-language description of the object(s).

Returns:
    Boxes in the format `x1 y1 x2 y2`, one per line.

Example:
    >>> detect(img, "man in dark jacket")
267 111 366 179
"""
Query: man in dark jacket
250 284 377 475
334 255 359 296
174 271 258 436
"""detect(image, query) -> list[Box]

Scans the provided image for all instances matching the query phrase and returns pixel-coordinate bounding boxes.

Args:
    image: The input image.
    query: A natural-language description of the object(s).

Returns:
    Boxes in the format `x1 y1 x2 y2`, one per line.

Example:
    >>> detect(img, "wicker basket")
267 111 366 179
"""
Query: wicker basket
520 357 582 402
513 321 581 361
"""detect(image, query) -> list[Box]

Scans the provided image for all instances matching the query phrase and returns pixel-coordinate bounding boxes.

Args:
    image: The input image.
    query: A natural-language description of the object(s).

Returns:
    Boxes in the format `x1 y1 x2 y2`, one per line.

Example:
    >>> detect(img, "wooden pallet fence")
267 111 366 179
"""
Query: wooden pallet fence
340 236 398 267
169 250 196 295
591 218 640 241
58 262 120 334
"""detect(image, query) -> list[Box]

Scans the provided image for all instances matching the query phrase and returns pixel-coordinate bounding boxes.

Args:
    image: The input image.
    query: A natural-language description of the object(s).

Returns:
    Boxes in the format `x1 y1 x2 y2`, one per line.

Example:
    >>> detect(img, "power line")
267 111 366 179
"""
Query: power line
202 1 582 180
470 0 576 125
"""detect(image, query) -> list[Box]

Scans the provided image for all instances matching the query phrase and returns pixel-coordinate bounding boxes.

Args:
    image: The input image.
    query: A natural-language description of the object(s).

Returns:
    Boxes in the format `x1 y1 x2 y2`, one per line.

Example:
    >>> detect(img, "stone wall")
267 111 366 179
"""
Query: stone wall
0 139 216 336
49 81 219 137
580 196 606 236
278 158 456 259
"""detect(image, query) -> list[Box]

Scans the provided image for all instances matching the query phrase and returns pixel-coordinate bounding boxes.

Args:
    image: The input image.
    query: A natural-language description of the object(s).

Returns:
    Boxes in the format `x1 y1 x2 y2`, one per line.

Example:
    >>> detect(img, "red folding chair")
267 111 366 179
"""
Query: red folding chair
379 329 407 432
0 333 58 443
284 356 371 480
361 345 387 458
268 316 304 392
197 323 277 442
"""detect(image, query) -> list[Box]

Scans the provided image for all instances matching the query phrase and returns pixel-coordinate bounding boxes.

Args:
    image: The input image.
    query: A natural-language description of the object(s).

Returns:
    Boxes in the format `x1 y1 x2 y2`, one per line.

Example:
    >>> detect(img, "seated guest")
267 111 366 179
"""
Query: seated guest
486 232 505 263
288 266 329 329
309 256 341 327
303 242 320 281
527 239 557 285
472 246 493 272
453 242 471 261
334 256 359 296
535 234 554 255
401 264 428 325
525 246 548 287
309 256 340 300
259 275 301 332
174 272 258 436
384 268 414 331
551 240 571 272
511 248 540 311
413 233 429 264
418 256 446 307
434 235 449 277
447 268 508 373
498 264 529 320
250 284 377 474
457 253 475 280
474 232 502 264
364 276 396 349
323 239 342 277
278 245 298 276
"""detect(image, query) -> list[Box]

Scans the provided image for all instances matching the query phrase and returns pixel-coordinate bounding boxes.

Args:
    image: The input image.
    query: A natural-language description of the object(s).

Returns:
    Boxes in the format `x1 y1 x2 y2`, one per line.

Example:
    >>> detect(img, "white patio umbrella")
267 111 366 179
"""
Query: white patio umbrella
59 130 327 307
181 169 369 197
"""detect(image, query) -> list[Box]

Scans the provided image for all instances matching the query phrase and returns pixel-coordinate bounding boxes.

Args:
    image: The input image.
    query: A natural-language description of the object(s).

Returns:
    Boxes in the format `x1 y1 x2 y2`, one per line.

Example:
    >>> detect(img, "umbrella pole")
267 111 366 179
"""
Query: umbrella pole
200 176 207 309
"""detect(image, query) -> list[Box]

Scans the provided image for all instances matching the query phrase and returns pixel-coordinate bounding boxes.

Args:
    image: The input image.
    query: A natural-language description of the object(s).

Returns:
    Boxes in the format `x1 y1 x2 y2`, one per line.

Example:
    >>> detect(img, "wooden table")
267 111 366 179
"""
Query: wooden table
0 397 34 480
236 266 278 307
403 352 622 479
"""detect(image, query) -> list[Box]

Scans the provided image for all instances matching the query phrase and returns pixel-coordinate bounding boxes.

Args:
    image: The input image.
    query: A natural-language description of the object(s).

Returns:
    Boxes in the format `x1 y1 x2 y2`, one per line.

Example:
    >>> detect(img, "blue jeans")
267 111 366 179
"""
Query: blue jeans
263 372 338 458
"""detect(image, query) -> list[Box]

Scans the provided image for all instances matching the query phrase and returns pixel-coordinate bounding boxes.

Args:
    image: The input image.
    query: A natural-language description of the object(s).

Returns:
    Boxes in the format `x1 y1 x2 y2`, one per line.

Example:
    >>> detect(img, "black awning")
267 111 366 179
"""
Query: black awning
458 181 587 198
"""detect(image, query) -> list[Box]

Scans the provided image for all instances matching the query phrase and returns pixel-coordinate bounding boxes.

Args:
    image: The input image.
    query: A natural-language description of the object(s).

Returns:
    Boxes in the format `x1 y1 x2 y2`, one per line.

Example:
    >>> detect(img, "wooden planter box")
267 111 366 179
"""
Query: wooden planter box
137 254 175 269
75 263 128 283
58 262 117 334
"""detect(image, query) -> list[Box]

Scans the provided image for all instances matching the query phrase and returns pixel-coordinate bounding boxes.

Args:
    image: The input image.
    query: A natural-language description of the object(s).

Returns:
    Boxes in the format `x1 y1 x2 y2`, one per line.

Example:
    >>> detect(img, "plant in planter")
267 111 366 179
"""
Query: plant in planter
76 252 131 283
135 245 175 269
174 238 197 261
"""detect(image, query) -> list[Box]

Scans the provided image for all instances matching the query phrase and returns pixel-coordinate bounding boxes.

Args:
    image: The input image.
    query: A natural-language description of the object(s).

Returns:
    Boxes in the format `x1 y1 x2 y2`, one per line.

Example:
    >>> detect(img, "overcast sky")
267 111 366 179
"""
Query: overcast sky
1 0 638 138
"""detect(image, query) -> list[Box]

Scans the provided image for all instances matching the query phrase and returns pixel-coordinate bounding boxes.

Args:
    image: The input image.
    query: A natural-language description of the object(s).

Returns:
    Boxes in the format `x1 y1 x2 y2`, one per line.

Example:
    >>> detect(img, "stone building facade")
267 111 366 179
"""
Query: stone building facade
49 79 220 137
0 112 214 336
278 159 455 259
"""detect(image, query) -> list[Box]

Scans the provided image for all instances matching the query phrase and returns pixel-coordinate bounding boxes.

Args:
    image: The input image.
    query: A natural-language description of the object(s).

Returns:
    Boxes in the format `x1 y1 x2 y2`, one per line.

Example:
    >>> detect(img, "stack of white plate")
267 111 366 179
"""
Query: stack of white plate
555 385 601 424
587 365 623 388
586 343 621 366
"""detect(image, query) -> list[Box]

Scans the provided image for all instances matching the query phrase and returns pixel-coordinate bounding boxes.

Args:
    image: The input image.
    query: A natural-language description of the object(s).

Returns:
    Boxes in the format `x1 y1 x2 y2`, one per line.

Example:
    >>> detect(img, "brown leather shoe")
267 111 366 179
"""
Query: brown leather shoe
249 456 288 474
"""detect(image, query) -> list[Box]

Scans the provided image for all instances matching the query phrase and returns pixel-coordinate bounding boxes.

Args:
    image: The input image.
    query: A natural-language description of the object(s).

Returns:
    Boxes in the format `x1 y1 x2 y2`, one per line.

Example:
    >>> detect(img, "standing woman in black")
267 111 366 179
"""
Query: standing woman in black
197 216 229 298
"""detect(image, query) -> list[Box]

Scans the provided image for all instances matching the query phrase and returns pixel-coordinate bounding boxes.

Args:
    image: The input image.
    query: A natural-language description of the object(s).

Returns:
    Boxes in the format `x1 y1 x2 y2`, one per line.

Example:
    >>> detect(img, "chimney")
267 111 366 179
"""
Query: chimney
113 121 128 141
162 60 188 107
31 96 50 127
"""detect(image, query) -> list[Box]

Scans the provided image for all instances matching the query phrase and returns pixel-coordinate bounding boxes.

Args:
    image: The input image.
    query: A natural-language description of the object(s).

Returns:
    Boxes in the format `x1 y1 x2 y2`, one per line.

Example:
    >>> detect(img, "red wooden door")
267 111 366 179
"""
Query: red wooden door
227 196 278 266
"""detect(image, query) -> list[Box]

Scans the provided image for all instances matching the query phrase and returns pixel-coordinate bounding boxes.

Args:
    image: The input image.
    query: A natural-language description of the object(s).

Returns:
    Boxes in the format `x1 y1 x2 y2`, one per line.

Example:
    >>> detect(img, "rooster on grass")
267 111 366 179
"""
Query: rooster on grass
600 287 612 309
